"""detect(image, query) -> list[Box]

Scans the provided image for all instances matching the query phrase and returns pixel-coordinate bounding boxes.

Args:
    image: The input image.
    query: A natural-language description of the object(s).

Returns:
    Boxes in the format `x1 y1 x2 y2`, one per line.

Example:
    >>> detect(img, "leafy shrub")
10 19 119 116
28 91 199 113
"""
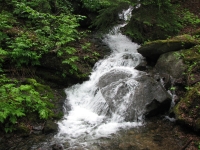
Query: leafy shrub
80 0 110 11
91 1 130 31
0 75 54 132
180 10 200 26
122 0 183 43
0 1 85 75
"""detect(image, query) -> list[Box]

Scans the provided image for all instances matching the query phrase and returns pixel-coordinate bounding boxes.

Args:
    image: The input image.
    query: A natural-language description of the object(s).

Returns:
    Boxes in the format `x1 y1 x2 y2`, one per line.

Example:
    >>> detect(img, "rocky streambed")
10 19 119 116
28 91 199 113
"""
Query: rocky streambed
1 115 199 150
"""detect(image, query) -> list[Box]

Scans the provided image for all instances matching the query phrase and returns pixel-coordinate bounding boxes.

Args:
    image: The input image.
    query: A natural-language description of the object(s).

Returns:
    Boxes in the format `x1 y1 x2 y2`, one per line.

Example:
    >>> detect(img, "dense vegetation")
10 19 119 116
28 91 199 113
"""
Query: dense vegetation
89 0 200 43
0 0 95 132
0 0 199 135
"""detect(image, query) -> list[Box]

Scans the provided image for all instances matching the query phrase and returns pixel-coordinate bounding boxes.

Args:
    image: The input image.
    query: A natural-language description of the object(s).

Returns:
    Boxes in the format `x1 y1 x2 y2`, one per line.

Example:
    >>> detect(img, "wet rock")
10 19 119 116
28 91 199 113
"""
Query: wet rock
137 35 197 62
63 142 70 148
32 130 43 135
32 125 44 131
31 125 44 135
98 70 172 121
43 120 58 134
160 73 171 90
98 69 132 88
135 60 147 71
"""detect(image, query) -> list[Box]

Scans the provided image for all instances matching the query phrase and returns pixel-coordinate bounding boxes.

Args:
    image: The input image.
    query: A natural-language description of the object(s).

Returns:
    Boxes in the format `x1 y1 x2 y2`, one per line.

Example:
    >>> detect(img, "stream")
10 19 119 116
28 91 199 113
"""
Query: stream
55 8 144 149
31 8 187 150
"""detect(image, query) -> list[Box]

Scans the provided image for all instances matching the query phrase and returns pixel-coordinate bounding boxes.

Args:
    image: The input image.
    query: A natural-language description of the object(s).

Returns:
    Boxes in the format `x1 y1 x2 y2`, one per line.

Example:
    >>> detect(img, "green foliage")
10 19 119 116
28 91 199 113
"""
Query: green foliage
122 0 183 43
180 9 200 26
198 142 200 150
81 42 91 51
173 82 200 132
0 11 14 30
0 0 86 75
0 48 8 72
91 1 130 31
90 0 200 43
0 75 54 132
174 42 200 89
0 11 15 48
81 0 110 11
170 86 176 91
62 56 79 74
9 33 40 66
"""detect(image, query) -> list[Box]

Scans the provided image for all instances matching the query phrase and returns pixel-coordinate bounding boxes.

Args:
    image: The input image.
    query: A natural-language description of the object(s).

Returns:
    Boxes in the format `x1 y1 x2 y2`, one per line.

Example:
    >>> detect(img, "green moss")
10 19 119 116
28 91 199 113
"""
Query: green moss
182 45 200 62
174 82 200 131
144 34 199 45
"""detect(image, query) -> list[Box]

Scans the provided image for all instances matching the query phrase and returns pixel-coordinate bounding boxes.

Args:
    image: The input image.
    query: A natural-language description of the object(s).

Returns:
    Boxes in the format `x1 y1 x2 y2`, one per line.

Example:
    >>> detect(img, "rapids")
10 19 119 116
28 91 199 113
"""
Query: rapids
52 7 146 149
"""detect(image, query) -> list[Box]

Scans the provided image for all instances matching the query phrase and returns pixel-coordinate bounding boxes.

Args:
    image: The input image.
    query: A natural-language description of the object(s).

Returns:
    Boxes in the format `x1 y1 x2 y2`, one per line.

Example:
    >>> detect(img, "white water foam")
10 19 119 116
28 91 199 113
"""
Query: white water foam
54 7 144 148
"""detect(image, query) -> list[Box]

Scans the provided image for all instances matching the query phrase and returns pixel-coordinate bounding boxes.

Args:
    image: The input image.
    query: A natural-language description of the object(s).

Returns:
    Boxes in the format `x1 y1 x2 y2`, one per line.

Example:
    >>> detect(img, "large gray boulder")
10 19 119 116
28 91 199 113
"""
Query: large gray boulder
97 69 172 121
155 51 187 78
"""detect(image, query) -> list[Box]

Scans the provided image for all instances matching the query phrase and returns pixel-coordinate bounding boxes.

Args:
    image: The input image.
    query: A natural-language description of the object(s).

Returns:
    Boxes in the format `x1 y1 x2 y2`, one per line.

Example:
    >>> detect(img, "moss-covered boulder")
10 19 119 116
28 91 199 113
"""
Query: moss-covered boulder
137 35 198 62
174 82 200 132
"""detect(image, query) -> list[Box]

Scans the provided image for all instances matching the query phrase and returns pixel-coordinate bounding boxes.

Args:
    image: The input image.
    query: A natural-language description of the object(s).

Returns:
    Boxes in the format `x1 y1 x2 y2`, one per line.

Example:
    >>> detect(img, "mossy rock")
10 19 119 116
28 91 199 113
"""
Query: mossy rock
180 45 200 85
137 34 198 62
173 82 200 132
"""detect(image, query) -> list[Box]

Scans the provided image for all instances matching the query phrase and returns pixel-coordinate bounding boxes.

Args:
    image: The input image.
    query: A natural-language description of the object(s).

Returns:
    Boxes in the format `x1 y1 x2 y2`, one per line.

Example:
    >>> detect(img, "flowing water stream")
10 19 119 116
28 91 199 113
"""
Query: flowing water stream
48 8 147 149
30 8 190 150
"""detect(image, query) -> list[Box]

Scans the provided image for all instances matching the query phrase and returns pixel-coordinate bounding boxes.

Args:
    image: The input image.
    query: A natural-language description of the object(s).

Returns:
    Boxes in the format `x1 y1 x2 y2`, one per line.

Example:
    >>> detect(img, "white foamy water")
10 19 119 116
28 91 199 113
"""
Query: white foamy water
54 7 145 149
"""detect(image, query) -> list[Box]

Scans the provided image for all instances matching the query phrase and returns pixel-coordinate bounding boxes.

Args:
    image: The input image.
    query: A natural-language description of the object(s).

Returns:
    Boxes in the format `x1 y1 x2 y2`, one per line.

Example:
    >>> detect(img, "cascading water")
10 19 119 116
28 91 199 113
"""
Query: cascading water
53 8 146 149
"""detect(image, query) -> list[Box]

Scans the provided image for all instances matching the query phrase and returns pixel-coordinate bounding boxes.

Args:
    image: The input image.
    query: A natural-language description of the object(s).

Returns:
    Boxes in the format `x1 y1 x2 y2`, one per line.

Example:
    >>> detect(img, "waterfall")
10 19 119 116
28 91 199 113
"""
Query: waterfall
54 7 145 149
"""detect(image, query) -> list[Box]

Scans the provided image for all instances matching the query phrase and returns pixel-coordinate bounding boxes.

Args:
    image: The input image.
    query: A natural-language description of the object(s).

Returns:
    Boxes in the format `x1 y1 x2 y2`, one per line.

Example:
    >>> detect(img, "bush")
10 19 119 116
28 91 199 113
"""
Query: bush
0 1 85 75
123 0 183 43
0 75 54 133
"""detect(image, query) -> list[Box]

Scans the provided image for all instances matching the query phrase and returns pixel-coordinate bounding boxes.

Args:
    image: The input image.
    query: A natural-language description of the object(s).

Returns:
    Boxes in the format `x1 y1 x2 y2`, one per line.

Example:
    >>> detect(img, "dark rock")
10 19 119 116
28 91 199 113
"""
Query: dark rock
32 130 43 135
153 73 172 90
160 73 171 89
153 74 160 82
135 60 147 71
43 120 58 134
32 125 43 131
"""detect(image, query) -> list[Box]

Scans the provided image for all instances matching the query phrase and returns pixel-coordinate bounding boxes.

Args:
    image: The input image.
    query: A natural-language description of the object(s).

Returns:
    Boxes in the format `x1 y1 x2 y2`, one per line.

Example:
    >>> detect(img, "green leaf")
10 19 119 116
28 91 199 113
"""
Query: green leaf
19 85 32 91
39 109 48 119
9 116 17 124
